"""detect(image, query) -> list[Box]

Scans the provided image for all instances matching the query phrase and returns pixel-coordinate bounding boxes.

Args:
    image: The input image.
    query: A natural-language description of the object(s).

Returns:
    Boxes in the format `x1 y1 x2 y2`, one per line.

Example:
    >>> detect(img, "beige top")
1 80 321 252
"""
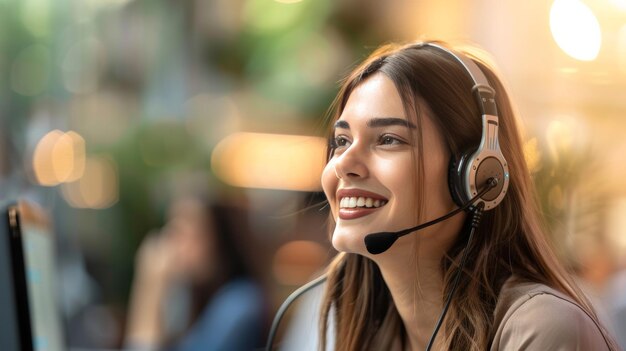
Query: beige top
490 277 613 350
281 277 616 350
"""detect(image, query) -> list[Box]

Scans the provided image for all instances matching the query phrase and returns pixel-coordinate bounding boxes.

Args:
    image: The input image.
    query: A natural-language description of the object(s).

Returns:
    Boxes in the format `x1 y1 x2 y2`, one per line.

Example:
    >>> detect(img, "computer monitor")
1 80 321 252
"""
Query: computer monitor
0 200 65 351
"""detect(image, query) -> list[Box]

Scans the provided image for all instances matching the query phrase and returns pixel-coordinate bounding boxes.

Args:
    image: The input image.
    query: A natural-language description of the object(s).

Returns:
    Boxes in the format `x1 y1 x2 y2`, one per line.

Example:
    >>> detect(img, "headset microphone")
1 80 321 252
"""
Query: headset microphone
364 177 498 255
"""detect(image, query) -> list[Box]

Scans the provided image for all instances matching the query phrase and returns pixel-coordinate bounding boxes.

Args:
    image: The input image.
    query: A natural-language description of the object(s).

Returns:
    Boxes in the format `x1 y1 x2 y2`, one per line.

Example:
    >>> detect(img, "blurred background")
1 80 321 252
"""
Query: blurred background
1 0 626 349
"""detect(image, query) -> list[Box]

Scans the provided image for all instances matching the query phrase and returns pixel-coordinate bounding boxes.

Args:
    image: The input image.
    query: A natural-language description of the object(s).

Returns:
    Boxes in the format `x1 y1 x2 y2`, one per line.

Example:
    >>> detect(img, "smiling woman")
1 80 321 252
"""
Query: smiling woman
322 73 452 255
312 41 620 351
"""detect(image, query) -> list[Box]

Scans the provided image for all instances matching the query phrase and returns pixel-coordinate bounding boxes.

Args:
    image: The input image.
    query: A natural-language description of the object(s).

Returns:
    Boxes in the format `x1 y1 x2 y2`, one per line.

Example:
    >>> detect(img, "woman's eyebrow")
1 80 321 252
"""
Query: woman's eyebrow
367 117 416 129
333 117 416 130
334 120 350 129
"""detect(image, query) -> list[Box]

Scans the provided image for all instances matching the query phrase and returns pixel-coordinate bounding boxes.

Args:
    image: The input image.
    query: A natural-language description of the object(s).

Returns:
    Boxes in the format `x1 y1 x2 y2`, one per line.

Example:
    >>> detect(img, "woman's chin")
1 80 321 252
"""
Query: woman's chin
331 228 367 254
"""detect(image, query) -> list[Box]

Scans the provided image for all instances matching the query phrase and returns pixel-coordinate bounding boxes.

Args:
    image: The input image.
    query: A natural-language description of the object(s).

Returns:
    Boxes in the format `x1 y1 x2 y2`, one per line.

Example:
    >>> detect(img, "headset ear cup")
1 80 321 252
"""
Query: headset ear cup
448 154 465 207
447 149 475 207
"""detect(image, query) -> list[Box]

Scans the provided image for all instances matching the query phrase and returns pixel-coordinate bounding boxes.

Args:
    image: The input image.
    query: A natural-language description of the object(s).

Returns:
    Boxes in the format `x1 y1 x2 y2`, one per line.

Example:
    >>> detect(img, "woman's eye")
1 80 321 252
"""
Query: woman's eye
332 136 351 148
379 135 404 145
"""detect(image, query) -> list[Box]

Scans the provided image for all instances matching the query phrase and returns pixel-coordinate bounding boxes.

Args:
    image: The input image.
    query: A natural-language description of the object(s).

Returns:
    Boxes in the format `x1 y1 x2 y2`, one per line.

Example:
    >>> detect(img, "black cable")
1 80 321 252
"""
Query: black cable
267 179 495 350
392 177 495 238
265 273 328 351
365 177 498 254
425 204 484 351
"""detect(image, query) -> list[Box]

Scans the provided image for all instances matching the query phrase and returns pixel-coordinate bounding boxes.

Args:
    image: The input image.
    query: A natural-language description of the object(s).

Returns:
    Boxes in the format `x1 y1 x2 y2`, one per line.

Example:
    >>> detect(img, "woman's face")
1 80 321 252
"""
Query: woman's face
321 73 460 257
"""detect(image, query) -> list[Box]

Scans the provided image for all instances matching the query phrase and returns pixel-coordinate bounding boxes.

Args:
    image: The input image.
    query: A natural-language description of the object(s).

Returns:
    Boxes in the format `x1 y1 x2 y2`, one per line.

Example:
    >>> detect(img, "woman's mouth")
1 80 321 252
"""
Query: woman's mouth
337 192 388 220
340 196 387 209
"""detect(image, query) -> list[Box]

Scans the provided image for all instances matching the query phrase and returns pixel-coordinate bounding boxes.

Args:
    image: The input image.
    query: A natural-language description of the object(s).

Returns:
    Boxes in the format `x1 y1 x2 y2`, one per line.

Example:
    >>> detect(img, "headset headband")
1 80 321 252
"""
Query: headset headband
423 43 497 117
422 43 509 211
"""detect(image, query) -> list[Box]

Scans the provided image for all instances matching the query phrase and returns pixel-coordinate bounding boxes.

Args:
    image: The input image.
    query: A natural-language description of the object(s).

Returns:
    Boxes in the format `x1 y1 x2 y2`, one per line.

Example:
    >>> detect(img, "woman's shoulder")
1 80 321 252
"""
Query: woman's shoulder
491 277 612 350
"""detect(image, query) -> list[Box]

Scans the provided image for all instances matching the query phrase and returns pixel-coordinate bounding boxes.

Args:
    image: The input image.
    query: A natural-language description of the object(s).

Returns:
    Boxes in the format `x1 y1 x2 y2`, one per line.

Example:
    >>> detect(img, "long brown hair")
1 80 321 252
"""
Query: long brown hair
319 41 617 350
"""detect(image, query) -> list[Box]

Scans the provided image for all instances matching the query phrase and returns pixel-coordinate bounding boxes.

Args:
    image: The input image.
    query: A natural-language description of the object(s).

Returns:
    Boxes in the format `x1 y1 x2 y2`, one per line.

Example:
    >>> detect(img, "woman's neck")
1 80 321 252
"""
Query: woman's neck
373 213 464 350
377 251 444 350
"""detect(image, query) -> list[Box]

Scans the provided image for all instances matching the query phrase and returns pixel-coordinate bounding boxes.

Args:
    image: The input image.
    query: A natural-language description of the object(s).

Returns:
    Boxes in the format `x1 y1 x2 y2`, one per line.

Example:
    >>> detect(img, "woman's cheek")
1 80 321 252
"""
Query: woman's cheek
321 163 338 212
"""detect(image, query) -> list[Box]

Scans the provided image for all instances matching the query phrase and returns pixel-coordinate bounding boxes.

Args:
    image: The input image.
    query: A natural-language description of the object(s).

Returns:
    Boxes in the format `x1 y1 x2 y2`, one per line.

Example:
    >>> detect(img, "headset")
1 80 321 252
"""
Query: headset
266 42 510 351
430 43 510 211
364 43 510 254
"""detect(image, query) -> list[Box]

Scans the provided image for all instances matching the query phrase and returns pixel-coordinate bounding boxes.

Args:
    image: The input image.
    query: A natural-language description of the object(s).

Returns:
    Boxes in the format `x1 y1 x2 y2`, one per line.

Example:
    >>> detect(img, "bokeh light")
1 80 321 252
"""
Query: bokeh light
31 130 87 186
243 0 312 34
550 0 602 61
20 0 51 38
608 198 626 265
274 0 303 4
61 155 119 209
51 132 75 182
272 240 326 286
545 117 587 162
211 132 326 191
523 138 542 174
610 0 626 11
63 131 86 182
32 130 64 186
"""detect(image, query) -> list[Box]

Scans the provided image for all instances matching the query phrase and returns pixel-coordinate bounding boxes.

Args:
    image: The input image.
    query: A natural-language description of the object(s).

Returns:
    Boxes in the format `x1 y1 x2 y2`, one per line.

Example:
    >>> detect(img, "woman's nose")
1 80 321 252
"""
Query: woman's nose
334 143 369 180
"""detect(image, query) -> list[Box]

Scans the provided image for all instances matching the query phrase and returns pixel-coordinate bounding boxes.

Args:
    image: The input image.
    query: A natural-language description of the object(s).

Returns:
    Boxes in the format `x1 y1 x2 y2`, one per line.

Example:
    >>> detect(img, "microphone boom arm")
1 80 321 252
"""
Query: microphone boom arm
364 177 498 254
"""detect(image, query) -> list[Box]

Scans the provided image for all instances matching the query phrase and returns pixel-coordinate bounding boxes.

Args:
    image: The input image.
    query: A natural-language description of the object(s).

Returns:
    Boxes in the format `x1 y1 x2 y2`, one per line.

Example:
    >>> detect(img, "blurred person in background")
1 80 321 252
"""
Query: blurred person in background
125 195 265 350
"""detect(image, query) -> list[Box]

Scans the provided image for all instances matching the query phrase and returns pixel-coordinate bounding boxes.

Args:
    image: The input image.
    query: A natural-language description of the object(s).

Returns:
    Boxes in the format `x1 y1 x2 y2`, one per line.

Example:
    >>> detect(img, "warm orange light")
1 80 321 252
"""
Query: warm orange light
52 132 74 182
550 0 602 61
523 138 542 174
64 131 86 182
32 130 86 186
610 0 626 11
211 132 326 191
272 240 327 286
545 118 586 162
33 130 64 186
608 198 626 264
61 156 118 209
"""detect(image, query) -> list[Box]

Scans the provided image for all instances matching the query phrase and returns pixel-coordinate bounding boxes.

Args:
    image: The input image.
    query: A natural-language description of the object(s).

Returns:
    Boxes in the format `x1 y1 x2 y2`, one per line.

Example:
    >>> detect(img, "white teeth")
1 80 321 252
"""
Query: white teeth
339 196 387 209
357 197 365 207
348 197 357 208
